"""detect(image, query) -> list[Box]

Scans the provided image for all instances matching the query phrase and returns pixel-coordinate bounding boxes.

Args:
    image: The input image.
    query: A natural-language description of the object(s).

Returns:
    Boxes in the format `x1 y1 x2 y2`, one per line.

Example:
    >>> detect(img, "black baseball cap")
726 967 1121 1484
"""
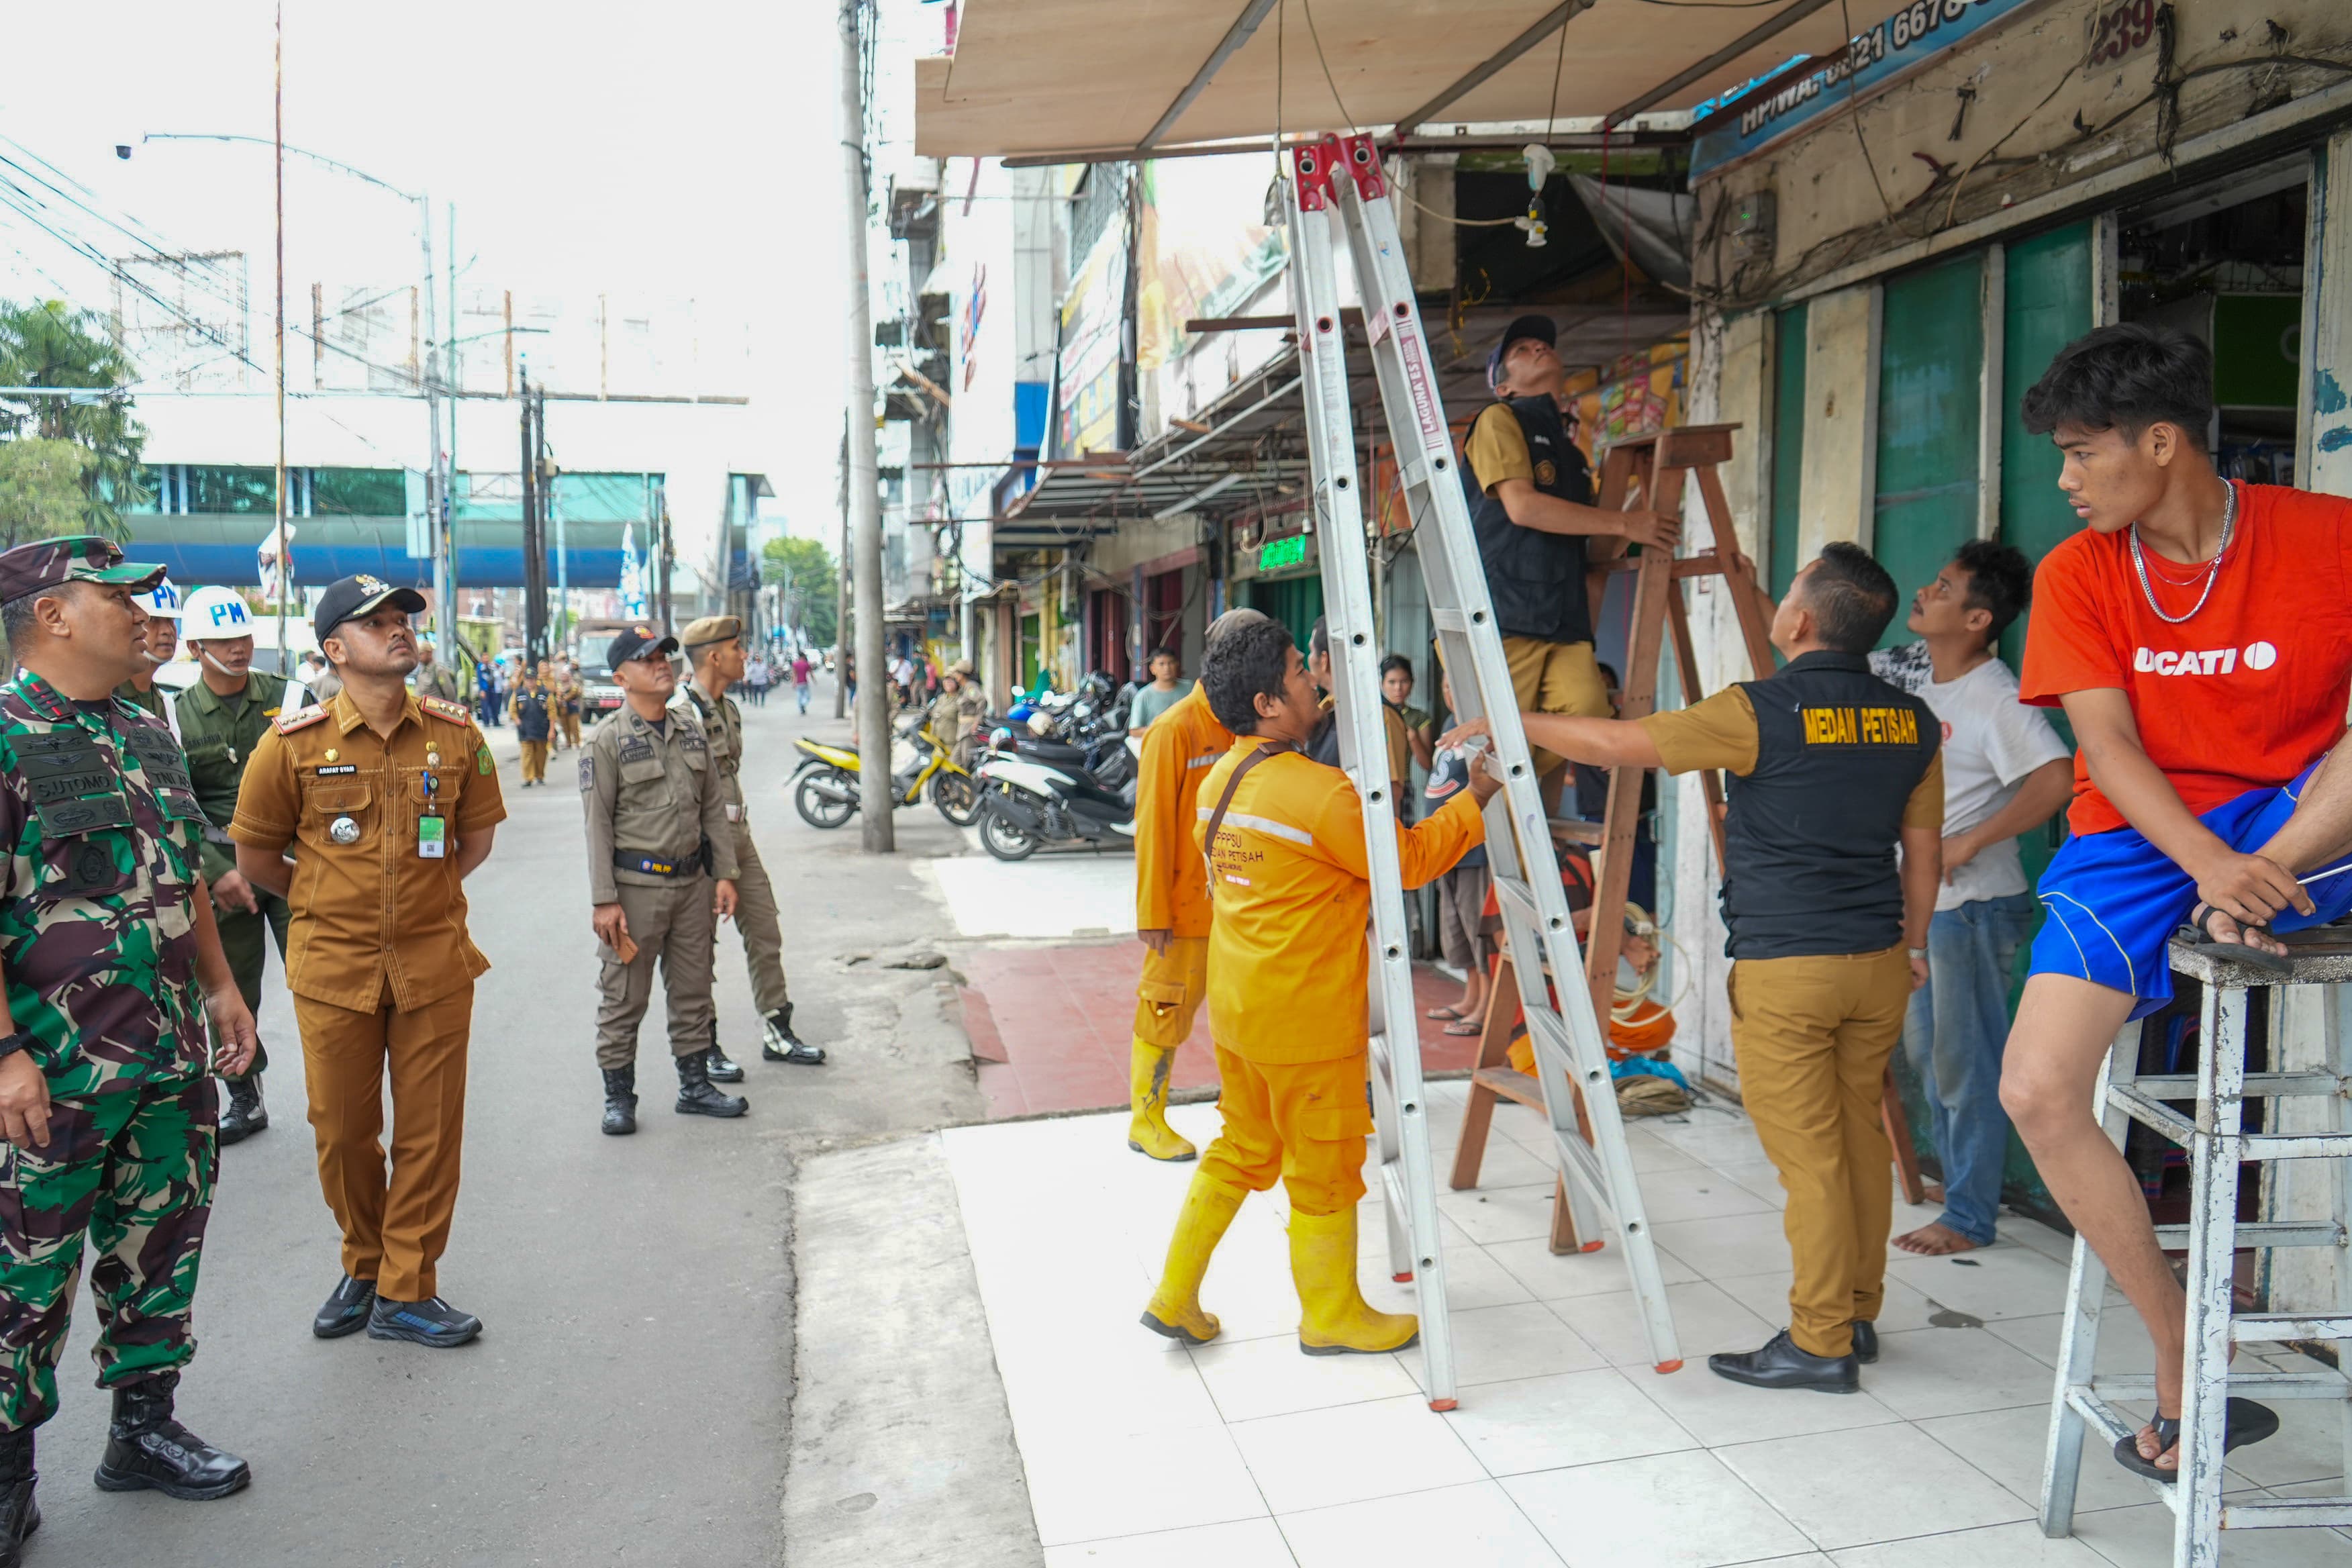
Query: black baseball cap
314 573 428 641
606 624 679 667
1485 313 1557 392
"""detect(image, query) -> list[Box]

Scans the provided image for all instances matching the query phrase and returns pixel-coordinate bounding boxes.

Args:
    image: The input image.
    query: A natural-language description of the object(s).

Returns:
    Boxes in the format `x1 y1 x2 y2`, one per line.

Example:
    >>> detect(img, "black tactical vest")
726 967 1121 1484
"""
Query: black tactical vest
1461 395 1596 645
1720 650 1939 961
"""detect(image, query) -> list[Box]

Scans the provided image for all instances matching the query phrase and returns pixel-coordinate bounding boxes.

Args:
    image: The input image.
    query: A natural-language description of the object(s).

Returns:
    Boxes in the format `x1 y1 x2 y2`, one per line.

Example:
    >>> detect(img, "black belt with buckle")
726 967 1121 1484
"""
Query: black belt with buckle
613 850 703 879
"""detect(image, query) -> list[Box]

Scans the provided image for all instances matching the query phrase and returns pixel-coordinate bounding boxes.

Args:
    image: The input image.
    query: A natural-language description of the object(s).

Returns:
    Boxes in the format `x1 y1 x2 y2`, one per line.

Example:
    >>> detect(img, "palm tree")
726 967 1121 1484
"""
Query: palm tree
0 299 150 537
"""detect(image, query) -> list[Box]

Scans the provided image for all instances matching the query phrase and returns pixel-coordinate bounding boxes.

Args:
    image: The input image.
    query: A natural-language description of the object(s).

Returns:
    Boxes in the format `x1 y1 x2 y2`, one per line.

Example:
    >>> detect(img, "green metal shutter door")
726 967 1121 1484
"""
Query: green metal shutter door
1769 301 1808 600
1872 254 1986 642
1998 222 2097 673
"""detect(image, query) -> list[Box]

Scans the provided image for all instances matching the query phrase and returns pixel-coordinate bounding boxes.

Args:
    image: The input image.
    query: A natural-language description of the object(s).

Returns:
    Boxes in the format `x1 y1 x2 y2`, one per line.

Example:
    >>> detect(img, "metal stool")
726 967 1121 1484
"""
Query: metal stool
2040 934 2352 1565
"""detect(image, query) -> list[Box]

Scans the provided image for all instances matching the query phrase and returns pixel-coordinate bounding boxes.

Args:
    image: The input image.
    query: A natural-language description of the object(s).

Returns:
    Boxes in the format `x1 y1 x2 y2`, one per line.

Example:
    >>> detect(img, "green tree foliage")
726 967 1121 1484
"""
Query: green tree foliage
763 535 838 647
0 299 150 538
0 438 94 548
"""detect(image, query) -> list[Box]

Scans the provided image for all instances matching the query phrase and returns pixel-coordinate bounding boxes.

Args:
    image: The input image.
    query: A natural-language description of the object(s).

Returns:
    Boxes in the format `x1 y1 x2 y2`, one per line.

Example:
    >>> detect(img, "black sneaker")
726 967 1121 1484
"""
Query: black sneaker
313 1275 376 1339
367 1295 483 1348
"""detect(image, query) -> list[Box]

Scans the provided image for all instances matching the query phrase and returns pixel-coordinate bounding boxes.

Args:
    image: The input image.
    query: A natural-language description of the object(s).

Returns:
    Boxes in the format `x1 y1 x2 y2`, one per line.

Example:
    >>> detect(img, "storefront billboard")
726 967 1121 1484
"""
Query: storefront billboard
1691 0 2051 179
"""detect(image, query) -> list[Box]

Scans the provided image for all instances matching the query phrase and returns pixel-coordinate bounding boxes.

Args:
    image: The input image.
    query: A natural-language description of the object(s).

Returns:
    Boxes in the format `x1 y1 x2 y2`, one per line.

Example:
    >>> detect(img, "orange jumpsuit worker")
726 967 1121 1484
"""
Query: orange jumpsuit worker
1140 618 1495 1355
232 574 505 1349
1126 607 1265 1161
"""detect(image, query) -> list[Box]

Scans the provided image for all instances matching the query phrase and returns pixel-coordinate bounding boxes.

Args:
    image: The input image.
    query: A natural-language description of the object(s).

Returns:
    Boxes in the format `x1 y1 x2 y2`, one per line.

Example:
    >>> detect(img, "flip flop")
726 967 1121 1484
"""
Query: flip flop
1424 1006 1465 1022
2112 1397 2281 1480
2177 903 2294 976
1443 1019 1483 1036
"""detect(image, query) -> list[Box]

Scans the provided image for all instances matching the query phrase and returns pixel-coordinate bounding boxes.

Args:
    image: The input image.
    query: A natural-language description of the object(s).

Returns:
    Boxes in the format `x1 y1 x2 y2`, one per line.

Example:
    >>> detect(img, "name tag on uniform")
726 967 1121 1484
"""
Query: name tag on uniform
317 764 357 776
725 803 743 823
418 816 447 859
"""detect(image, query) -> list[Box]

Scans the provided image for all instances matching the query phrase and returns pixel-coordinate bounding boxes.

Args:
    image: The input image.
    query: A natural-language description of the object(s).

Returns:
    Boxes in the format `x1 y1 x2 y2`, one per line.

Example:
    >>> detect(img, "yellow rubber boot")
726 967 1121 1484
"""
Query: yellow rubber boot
1141 1174 1246 1346
1126 1040 1198 1163
1291 1207 1419 1355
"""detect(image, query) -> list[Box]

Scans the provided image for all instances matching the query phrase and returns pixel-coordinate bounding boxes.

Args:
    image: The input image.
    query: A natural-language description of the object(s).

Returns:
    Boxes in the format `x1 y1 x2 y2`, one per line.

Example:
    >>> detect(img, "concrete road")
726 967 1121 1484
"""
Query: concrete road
27 679 983 1567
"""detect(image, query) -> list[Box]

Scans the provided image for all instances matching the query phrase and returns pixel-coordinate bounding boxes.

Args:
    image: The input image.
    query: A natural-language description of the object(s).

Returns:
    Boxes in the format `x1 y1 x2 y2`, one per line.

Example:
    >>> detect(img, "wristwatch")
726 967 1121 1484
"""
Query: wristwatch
0 1028 36 1062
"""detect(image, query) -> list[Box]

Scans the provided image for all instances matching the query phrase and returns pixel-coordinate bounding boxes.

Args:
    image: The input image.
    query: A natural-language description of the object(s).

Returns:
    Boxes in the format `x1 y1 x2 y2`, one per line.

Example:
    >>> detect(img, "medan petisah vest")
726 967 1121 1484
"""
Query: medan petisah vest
1461 393 1597 645
1720 650 1939 961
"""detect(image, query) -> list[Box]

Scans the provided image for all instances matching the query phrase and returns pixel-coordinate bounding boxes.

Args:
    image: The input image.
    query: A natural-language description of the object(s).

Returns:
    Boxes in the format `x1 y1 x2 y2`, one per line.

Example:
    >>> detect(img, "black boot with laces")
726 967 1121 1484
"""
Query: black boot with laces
92 1372 250 1500
0 1426 36 1568
675 1050 748 1117
601 1067 638 1135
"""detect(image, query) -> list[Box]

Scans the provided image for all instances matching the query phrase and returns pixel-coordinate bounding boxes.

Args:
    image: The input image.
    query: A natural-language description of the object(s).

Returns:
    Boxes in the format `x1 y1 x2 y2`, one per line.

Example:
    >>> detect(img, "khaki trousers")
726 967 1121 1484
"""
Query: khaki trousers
1197 1047 1374 1217
595 877 718 1070
519 738 549 783
718 830 791 1017
293 979 474 1303
560 714 581 748
1132 935 1208 1050
1727 946 1912 1359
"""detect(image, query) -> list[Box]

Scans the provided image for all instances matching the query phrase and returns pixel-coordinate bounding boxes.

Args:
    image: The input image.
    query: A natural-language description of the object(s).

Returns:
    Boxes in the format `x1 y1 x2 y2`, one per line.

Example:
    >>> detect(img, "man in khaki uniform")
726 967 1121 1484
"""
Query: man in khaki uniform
677 617 825 1078
925 658 987 767
581 625 744 1134
412 642 467 705
232 573 505 1349
555 660 585 750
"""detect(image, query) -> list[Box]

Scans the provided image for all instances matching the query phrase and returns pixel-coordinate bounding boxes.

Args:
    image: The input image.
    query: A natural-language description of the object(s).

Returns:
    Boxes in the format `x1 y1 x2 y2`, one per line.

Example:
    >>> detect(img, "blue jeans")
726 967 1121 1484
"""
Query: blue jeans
1902 893 2034 1246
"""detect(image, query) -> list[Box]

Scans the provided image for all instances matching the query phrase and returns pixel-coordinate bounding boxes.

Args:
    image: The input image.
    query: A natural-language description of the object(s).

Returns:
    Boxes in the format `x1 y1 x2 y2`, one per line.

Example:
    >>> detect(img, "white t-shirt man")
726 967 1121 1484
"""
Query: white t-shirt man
1871 641 2073 912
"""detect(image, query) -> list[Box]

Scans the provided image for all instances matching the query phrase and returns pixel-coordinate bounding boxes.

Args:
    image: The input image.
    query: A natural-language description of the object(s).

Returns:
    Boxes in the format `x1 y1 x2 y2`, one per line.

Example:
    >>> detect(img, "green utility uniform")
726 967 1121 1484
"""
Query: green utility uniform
173 671 290 1081
0 673 219 1432
113 679 170 724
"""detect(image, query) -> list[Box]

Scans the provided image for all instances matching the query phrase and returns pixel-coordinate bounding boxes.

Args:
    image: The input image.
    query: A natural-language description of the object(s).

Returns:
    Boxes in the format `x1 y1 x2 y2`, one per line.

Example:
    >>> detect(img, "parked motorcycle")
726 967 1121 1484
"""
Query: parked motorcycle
972 730 1140 861
789 720 979 830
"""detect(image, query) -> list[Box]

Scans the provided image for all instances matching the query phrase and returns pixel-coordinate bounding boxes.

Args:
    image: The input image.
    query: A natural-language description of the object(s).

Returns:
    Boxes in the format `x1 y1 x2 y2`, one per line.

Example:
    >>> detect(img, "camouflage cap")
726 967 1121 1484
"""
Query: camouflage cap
0 535 168 605
678 614 742 649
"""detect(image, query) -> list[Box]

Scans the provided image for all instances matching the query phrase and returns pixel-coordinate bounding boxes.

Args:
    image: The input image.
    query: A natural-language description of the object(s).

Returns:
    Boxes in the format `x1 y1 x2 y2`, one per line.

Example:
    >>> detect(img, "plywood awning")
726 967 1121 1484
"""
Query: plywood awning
915 0 1853 160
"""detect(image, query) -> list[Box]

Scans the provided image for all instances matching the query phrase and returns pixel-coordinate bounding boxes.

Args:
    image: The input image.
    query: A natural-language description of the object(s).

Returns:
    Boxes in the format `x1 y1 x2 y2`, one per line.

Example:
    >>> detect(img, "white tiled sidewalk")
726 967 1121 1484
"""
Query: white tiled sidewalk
938 1086 2351 1567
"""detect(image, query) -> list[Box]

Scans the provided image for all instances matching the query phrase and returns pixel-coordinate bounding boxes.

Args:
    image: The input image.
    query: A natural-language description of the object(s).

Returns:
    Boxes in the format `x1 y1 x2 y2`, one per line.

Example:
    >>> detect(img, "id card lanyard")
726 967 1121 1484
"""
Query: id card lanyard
420 753 447 859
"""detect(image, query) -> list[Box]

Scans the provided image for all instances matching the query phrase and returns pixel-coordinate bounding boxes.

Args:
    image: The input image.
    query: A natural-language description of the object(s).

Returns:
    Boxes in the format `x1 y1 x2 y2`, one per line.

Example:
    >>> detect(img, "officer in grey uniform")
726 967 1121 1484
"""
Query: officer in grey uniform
675 615 825 1079
579 625 744 1134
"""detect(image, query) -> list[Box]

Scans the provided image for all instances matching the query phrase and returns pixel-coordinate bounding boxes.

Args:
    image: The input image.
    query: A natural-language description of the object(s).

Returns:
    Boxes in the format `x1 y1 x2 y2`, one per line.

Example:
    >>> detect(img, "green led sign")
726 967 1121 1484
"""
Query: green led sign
1257 534 1307 571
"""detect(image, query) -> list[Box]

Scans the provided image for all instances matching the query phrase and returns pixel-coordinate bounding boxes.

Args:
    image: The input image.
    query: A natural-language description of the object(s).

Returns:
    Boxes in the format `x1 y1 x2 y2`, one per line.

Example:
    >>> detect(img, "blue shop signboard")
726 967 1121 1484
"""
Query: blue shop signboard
1692 0 2053 179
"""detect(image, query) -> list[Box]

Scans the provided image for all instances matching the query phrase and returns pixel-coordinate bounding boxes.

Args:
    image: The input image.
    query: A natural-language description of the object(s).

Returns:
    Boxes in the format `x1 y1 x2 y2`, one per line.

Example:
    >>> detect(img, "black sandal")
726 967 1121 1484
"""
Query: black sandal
2177 903 2295 976
2112 1397 2281 1479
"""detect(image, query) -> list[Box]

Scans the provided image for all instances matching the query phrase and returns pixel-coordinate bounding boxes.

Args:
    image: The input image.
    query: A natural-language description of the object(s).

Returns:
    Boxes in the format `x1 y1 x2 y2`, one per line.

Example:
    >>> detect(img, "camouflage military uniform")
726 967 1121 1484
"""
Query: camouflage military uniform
174 670 291 1088
0 673 217 1433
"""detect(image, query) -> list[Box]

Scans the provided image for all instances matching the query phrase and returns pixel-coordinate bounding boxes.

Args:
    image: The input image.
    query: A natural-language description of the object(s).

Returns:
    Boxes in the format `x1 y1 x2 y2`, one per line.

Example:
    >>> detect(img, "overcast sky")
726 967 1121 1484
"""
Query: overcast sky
0 0 856 540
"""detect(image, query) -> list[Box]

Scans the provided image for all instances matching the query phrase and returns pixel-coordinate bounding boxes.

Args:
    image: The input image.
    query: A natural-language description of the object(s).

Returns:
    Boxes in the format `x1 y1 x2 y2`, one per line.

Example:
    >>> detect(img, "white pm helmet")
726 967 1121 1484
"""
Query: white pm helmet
179 585 256 640
134 578 185 620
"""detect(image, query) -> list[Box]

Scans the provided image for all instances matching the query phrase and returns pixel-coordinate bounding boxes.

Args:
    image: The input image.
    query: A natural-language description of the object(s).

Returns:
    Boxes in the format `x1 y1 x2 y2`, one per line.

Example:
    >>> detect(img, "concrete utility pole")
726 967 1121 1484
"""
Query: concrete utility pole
841 0 891 851
271 3 289 672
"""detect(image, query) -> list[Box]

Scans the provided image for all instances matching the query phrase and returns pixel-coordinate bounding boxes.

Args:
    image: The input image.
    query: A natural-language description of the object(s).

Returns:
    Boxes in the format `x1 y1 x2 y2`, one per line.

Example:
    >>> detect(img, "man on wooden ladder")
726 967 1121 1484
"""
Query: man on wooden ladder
1447 544 1942 1391
1125 608 1265 1162
1139 618 1495 1353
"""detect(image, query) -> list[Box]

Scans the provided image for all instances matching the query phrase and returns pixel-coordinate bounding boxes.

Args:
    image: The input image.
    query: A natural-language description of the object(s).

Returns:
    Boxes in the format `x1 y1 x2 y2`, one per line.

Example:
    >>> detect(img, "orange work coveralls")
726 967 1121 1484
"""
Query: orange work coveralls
1131 685 1232 1046
1191 738 1484 1213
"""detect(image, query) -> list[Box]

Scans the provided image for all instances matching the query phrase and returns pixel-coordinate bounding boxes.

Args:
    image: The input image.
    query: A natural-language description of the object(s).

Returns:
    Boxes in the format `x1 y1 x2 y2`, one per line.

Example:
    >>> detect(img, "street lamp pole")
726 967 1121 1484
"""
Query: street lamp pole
273 5 287 673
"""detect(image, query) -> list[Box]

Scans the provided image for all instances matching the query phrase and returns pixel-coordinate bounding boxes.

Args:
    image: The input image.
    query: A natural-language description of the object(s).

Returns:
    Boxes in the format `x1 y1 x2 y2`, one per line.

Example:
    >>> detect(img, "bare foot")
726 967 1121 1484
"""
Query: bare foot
2132 1422 2178 1471
2191 902 2289 957
1892 1221 1984 1256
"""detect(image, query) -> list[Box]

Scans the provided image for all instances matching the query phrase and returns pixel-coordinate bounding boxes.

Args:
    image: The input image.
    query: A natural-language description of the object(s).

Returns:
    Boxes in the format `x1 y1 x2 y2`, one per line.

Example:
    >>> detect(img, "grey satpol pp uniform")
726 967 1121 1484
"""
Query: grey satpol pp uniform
676 683 789 1018
581 704 738 1069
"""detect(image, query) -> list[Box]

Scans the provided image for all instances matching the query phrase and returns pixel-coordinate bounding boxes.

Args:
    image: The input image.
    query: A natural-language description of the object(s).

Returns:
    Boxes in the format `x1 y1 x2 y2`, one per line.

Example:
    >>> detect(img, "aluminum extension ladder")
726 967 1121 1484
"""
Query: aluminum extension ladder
2040 934 2352 1565
1284 134 1681 1410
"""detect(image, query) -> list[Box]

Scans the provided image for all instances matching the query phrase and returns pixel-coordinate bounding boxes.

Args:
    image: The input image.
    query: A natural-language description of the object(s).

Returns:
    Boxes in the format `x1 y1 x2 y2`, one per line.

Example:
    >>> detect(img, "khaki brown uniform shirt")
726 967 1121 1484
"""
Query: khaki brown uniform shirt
581 703 738 905
229 691 507 1012
676 685 747 820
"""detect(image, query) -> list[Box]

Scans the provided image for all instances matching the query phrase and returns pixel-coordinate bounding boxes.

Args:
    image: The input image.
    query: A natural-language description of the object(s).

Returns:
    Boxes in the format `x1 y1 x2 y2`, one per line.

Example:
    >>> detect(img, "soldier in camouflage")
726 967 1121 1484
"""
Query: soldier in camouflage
172 584 292 1146
0 537 261 1564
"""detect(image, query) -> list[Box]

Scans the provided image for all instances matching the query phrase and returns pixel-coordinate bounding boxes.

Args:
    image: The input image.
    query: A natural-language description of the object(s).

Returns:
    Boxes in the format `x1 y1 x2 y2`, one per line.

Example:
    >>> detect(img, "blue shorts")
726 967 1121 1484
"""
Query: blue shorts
2030 757 2352 1020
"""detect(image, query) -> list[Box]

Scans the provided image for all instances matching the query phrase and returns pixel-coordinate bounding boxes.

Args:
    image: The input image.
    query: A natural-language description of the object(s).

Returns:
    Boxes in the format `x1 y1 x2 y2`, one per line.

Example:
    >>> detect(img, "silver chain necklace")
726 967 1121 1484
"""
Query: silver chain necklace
2129 481 2237 625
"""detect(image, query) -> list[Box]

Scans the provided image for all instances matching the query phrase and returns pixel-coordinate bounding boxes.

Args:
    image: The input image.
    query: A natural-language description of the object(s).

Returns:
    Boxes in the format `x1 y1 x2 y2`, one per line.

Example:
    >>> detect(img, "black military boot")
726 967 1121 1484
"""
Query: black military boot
217 1074 267 1146
601 1068 638 1136
92 1372 251 1500
760 1003 826 1065
705 1020 745 1084
0 1427 36 1568
675 1050 748 1118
